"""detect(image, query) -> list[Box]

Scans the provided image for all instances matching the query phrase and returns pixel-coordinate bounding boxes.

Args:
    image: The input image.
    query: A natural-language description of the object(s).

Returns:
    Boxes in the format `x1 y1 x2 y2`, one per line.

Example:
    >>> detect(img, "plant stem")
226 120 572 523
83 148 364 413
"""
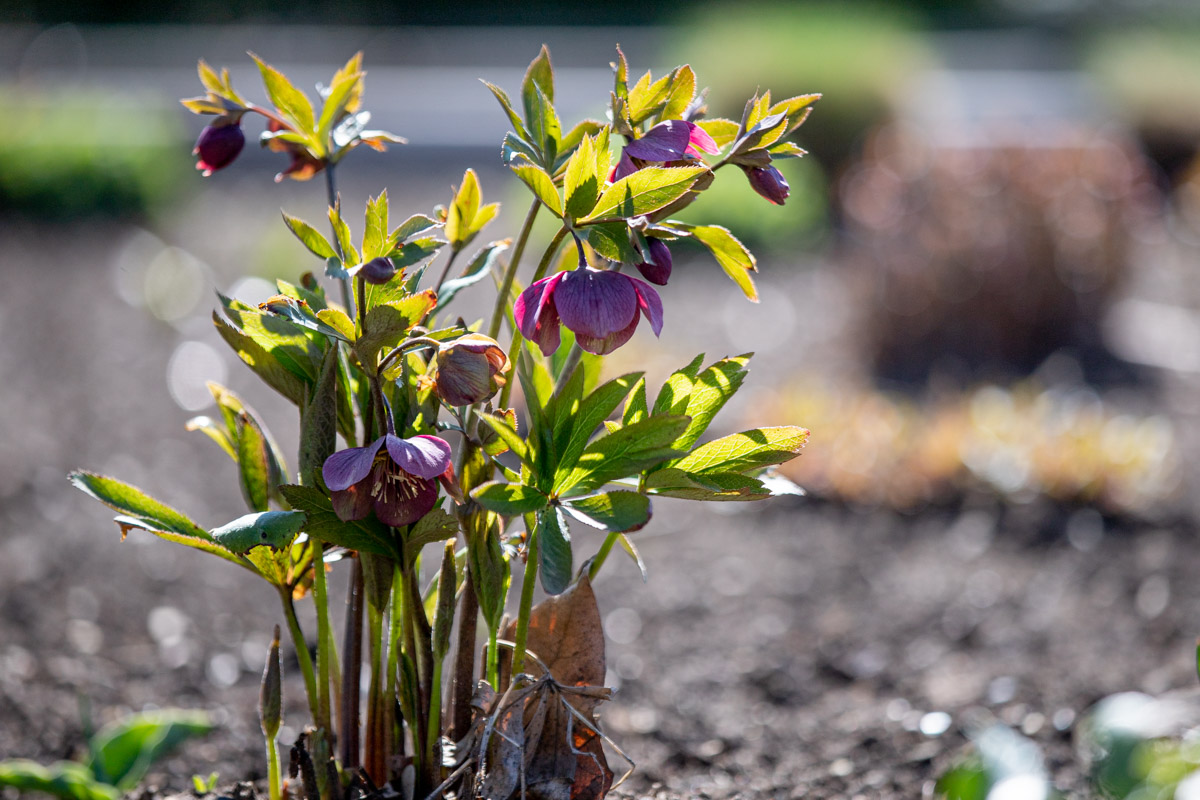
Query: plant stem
311 541 333 736
266 735 281 800
487 199 541 340
496 226 570 409
364 601 387 785
432 247 461 297
486 625 500 690
554 344 584 392
386 564 403 764
510 512 540 676
340 557 364 769
324 163 355 317
425 659 443 785
589 531 620 582
278 589 319 724
447 570 478 740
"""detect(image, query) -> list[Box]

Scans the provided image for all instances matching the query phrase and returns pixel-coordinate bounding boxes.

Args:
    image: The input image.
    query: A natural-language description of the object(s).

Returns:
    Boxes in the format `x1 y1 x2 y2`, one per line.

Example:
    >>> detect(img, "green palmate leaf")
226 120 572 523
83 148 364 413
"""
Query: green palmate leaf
612 46 629 100
446 168 500 251
501 131 541 168
623 377 648 426
673 354 751 452
184 415 235 461
298 345 339 487
681 224 758 302
627 69 673 124
471 481 550 516
437 239 509 310
403 507 458 564
556 372 643 475
643 468 771 501
113 518 253 570
0 760 117 800
250 53 316 137
653 353 706 416
556 119 606 171
316 308 356 341
236 411 272 512
659 65 696 123
282 212 336 259
480 412 529 464
733 110 789 155
674 426 809 474
554 415 690 497
770 93 821 134
389 213 441 249
70 472 209 540
511 162 562 216
563 491 650 532
278 485 398 558
767 141 808 159
483 81 530 141
563 134 600 221
316 53 365 140
387 236 445 271
89 710 212 791
210 511 306 554
327 204 359 264
465 508 509 630
356 290 437 366
522 45 555 110
525 81 561 164
586 221 637 264
362 191 389 261
695 118 740 149
276 278 328 312
538 506 572 595
580 166 705 222
212 314 307 405
220 295 323 381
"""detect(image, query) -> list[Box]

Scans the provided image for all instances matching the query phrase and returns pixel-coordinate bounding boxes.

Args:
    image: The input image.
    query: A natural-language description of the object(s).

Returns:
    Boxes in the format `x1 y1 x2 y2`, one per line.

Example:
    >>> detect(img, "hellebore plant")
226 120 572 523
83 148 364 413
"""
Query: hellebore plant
71 47 818 800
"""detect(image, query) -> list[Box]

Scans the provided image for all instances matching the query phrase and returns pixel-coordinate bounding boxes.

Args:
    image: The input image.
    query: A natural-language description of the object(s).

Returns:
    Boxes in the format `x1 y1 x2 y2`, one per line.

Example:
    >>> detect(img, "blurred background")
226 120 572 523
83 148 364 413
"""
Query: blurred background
6 0 1200 795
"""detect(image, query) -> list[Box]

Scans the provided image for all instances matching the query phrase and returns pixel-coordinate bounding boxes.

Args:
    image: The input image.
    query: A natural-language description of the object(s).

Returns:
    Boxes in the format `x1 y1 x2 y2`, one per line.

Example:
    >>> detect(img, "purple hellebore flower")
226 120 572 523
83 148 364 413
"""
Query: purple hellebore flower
612 120 719 181
514 265 663 356
193 121 245 176
744 165 790 205
634 238 672 286
321 434 455 527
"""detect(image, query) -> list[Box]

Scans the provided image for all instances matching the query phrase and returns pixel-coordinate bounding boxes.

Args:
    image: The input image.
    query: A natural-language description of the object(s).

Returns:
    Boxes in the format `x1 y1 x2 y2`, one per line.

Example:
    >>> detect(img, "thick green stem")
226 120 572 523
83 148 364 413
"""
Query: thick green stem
278 589 319 724
487 198 542 340
511 512 540 676
425 660 443 781
497 227 570 409
447 569 479 740
266 736 281 800
486 625 500 690
432 247 461 297
589 532 621 582
364 601 388 785
340 558 364 769
311 542 333 736
386 564 403 757
554 344 584 392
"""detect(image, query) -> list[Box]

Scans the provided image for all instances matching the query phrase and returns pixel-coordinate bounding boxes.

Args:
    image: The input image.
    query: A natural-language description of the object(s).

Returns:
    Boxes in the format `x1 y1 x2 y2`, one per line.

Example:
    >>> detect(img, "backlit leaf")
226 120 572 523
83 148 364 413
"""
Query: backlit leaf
674 426 809 474
471 481 550 516
512 162 562 216
680 224 758 302
250 53 315 136
538 506 572 595
211 511 306 554
563 491 650 532
580 166 705 222
282 212 336 259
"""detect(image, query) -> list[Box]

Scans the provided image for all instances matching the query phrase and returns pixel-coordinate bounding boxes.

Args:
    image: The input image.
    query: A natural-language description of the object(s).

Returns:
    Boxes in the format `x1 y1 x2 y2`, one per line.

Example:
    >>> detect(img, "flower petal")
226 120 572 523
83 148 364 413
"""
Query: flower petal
623 120 692 162
574 311 640 355
385 434 453 479
635 238 672 285
554 268 638 339
611 151 639 182
322 437 386 491
330 483 373 521
685 122 720 156
630 275 664 336
514 272 565 356
373 475 438 527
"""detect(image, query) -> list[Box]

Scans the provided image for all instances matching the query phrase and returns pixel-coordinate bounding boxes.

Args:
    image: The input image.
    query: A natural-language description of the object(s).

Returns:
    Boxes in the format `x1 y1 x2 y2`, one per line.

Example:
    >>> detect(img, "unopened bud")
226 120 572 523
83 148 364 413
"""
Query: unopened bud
260 624 282 739
432 540 457 660
361 257 397 285
432 333 509 406
744 165 790 205
194 121 245 176
635 238 672 286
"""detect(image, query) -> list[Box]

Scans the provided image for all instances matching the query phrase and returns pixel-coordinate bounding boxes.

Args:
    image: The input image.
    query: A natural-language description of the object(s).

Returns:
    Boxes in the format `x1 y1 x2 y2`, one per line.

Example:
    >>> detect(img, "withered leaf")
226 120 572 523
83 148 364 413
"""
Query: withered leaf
501 575 605 702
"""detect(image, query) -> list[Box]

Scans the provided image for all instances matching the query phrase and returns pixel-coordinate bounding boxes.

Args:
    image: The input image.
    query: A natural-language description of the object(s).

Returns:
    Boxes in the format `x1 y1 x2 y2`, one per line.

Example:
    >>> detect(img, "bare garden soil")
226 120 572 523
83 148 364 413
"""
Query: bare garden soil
3 216 1199 800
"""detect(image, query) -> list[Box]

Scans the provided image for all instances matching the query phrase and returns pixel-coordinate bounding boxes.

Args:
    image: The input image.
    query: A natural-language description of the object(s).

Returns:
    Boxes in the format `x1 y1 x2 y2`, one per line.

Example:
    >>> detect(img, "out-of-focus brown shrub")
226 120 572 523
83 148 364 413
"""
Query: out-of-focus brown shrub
840 122 1159 384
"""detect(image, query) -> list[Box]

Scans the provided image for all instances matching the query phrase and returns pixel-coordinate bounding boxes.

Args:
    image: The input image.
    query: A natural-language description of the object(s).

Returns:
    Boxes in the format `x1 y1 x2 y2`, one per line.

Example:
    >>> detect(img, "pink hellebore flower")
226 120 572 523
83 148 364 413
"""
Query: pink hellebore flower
322 434 455 527
612 120 719 181
193 120 245 176
514 265 663 356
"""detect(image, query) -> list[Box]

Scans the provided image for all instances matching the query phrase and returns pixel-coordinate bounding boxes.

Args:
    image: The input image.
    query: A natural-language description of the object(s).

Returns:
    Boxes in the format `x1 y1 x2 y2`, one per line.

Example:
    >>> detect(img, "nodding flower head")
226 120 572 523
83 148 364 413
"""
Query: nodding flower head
514 264 663 356
321 434 454 527
634 237 672 286
430 333 509 406
361 256 398 286
612 120 719 181
193 120 245 176
744 165 790 205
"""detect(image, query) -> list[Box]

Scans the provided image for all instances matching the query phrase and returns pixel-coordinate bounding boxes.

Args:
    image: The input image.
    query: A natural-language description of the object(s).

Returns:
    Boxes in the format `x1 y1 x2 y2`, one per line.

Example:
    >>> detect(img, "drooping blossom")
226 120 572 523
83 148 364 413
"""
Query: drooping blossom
634 237 672 286
361 256 398 285
514 265 663 356
612 120 719 181
193 120 245 176
744 165 790 205
430 333 509 406
322 434 455 527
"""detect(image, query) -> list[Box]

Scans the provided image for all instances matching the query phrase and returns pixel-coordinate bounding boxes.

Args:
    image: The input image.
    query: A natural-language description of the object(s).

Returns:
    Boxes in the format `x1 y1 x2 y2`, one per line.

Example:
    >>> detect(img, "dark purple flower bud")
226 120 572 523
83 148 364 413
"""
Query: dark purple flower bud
744 165 790 205
193 121 245 176
635 238 672 285
361 257 397 285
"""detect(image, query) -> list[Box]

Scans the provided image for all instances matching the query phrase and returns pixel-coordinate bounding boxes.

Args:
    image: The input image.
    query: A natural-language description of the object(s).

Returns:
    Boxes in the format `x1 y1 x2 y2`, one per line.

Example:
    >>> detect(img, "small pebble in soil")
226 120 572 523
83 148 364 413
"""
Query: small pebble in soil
918 711 952 737
829 757 854 777
1052 708 1076 731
